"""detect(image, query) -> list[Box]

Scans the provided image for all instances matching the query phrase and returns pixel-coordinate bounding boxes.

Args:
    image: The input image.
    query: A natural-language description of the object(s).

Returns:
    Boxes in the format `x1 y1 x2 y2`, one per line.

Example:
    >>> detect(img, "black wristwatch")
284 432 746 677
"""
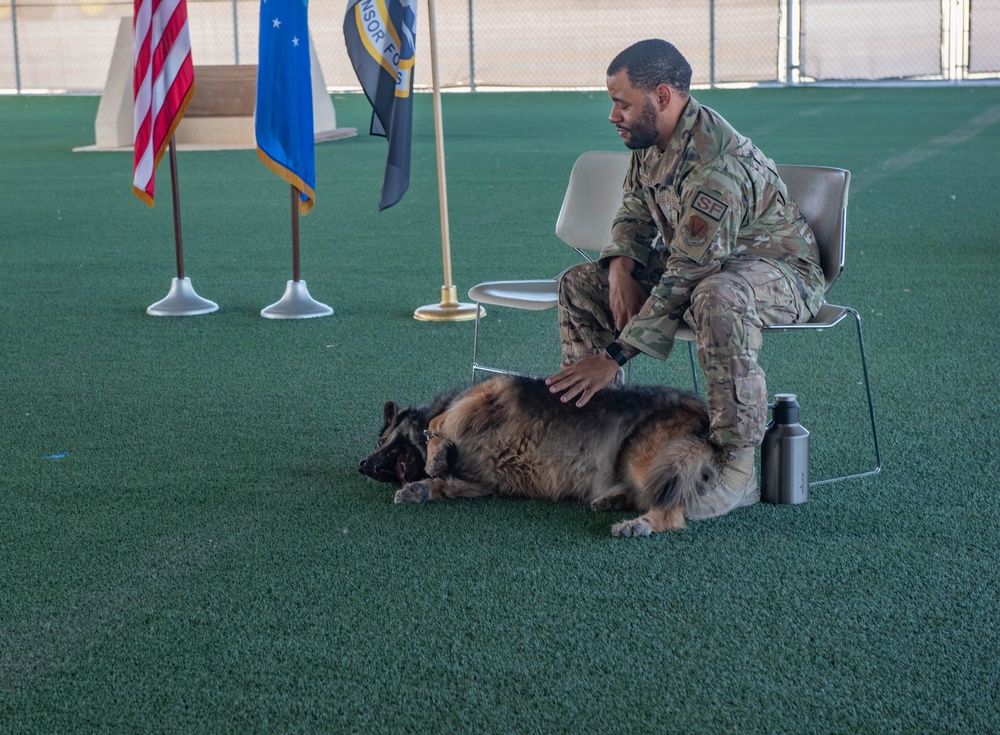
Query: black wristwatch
604 341 628 366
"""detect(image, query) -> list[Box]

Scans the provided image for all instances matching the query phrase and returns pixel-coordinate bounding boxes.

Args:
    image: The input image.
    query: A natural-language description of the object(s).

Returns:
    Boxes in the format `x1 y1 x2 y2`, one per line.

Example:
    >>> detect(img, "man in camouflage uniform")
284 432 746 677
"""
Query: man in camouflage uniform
545 39 825 521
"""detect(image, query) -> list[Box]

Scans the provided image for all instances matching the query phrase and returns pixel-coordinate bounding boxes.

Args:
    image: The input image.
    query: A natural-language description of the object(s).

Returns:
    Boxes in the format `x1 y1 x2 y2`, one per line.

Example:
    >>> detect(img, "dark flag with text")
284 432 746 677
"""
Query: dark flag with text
343 0 417 210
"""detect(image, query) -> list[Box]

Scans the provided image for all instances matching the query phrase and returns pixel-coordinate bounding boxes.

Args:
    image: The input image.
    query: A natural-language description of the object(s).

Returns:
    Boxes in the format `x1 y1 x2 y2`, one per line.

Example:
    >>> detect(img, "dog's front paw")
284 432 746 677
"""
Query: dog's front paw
394 480 432 504
611 517 652 538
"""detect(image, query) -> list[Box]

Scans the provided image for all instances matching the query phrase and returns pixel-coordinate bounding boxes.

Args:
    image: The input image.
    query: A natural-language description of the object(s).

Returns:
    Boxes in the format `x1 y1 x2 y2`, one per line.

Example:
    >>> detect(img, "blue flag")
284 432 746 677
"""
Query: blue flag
256 0 315 215
343 0 417 211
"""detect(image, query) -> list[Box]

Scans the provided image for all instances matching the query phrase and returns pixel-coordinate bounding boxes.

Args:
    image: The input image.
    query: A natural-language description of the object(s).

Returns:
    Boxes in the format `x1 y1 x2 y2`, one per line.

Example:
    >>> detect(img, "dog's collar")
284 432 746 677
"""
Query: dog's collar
423 429 453 447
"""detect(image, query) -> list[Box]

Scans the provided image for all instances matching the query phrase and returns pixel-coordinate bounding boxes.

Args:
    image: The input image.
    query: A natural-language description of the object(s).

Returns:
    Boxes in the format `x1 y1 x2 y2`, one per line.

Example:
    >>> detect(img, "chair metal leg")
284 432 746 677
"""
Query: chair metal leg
809 306 882 486
471 302 484 383
470 302 543 383
686 341 700 394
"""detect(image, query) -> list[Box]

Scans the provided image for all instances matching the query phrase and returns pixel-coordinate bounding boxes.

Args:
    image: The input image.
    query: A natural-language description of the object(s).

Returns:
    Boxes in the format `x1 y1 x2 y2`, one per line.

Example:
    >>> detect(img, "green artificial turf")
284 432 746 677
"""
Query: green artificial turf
1 86 999 733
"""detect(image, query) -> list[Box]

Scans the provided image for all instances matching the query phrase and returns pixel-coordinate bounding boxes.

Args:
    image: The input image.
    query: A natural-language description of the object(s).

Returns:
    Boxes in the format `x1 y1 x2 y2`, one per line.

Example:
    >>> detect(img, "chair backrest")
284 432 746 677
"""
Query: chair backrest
554 153 851 295
554 150 630 253
775 164 851 294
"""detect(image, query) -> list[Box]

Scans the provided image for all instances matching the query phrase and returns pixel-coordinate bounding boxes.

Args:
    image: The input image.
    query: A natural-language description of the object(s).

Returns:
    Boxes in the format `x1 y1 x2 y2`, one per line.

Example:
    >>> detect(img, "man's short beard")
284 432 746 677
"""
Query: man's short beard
623 98 660 149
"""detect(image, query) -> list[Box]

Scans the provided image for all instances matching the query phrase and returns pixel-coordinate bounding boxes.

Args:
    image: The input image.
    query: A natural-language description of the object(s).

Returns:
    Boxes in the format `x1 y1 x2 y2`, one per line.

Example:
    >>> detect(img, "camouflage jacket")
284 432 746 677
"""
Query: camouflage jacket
603 97 826 360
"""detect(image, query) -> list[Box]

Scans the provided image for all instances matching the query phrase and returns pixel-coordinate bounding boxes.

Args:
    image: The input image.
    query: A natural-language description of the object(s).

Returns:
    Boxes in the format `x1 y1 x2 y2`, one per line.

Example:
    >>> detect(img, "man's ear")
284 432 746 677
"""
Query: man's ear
654 83 673 110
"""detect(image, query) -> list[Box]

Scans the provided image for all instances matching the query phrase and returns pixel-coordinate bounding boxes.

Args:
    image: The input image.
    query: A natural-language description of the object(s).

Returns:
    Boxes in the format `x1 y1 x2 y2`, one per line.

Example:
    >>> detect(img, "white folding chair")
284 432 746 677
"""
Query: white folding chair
469 151 625 380
769 165 880 484
469 150 702 386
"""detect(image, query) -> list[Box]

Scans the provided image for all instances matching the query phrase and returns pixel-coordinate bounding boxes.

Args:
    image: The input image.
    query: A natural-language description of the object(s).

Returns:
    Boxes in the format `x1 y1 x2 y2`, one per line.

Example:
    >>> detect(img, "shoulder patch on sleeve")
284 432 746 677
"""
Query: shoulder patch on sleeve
692 191 729 221
678 211 718 261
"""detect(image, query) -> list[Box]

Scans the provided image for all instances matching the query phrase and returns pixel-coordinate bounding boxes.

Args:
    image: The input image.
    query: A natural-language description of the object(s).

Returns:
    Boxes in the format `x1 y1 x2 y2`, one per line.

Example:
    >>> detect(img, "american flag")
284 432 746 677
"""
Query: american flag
132 0 195 206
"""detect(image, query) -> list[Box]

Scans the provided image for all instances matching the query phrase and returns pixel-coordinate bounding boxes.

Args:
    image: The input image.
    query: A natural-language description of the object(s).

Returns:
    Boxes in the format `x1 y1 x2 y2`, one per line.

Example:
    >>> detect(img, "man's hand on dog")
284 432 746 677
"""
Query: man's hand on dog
546 354 620 408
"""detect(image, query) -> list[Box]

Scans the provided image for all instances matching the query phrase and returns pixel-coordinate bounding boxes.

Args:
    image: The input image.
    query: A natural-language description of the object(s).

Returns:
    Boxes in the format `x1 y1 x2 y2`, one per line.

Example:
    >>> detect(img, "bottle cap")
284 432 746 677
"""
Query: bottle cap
773 393 800 424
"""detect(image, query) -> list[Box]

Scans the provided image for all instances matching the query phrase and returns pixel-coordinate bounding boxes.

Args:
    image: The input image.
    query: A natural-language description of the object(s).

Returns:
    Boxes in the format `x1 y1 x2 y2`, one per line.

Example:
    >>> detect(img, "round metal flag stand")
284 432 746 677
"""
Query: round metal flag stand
260 185 333 319
261 279 333 319
146 140 219 317
147 277 219 316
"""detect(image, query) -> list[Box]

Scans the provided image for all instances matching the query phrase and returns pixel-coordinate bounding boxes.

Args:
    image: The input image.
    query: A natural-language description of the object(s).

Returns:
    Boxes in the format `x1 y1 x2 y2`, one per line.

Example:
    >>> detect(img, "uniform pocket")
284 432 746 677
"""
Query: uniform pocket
738 264 788 301
734 371 766 408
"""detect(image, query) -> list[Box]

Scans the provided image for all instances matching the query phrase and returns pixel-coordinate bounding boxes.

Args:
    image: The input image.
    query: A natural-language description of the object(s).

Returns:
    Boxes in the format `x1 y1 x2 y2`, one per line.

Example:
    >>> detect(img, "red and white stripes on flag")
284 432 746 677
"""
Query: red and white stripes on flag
132 0 195 206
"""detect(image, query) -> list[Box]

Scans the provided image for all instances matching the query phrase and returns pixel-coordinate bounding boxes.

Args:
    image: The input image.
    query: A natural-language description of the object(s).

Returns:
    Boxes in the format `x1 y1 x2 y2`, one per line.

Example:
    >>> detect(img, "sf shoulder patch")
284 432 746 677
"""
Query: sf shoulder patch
692 191 729 221
674 190 730 261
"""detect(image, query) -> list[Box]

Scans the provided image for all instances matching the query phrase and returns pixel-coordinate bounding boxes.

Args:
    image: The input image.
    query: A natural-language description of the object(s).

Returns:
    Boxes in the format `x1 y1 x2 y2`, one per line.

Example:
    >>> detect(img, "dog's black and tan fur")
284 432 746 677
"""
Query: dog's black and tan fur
359 375 720 536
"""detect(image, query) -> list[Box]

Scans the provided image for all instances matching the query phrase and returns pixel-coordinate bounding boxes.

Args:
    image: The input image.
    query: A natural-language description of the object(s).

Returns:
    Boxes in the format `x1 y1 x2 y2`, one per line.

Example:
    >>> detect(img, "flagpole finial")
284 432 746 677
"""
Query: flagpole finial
414 286 483 322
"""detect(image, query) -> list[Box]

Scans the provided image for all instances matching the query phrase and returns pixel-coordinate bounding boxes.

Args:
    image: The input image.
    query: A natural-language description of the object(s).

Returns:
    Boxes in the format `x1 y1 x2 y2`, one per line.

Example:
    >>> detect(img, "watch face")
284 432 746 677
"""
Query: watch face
605 342 626 365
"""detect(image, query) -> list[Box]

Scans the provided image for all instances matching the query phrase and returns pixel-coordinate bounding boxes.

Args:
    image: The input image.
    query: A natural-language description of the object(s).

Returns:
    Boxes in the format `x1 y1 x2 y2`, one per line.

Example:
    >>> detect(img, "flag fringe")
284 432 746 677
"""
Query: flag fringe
256 147 316 216
132 186 155 207
133 80 196 207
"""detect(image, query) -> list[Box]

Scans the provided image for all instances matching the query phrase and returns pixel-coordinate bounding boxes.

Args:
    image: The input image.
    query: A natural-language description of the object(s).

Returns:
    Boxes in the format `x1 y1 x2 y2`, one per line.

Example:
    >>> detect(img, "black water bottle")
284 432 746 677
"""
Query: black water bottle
760 394 810 504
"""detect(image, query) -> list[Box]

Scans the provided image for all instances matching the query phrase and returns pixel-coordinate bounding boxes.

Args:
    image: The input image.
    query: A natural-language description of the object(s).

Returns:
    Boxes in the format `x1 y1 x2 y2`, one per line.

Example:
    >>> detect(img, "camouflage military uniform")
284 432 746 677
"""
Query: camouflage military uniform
559 97 825 449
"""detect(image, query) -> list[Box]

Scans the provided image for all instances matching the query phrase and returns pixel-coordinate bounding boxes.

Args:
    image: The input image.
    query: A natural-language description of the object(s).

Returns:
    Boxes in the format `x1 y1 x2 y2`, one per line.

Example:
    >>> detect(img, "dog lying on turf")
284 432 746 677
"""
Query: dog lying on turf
358 375 720 536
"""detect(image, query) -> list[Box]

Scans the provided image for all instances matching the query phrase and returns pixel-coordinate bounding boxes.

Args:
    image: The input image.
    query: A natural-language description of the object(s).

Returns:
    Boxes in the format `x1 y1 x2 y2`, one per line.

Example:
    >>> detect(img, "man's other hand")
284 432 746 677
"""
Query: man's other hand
608 257 649 331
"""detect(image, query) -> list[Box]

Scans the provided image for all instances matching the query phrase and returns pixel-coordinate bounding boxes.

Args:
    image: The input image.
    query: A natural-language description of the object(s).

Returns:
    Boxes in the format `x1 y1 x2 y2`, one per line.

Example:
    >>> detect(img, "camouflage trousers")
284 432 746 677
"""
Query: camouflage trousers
557 258 810 449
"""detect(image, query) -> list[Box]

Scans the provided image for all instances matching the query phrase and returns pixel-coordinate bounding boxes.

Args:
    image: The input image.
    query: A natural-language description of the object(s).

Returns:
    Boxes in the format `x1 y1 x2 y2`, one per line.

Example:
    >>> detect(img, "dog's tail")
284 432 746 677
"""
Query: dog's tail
639 436 718 511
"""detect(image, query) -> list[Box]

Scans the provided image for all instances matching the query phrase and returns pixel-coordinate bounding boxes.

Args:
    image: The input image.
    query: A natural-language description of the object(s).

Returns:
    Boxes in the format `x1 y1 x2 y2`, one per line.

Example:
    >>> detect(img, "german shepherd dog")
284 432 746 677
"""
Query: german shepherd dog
358 375 720 537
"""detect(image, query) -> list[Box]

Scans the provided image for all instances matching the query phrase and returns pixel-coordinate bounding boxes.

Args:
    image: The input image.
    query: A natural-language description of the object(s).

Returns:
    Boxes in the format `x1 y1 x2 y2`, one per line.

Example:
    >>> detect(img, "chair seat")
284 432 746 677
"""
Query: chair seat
675 325 696 342
767 302 849 330
468 279 558 311
675 303 850 343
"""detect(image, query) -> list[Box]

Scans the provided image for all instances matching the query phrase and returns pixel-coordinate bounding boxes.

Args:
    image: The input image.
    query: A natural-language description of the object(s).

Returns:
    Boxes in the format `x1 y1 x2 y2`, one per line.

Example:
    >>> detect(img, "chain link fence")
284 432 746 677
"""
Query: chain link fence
2 0 998 93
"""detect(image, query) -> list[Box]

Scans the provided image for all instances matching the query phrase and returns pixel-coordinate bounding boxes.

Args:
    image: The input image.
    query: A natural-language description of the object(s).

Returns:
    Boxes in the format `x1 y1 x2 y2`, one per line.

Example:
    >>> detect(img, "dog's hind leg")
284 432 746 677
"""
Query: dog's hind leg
609 434 716 537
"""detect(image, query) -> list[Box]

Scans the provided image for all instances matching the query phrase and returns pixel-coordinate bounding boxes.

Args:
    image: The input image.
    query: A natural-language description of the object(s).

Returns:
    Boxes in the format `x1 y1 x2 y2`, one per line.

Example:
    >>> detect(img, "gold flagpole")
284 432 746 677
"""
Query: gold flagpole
413 0 482 322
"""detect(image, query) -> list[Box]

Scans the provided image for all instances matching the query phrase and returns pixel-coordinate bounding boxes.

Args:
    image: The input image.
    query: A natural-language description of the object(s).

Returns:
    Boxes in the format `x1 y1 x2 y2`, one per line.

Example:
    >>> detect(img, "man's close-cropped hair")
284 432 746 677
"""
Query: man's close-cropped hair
607 39 692 97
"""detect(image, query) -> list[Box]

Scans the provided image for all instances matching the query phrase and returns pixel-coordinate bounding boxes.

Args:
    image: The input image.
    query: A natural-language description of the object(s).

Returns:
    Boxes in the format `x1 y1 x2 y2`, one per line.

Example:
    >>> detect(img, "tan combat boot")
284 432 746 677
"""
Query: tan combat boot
685 446 759 520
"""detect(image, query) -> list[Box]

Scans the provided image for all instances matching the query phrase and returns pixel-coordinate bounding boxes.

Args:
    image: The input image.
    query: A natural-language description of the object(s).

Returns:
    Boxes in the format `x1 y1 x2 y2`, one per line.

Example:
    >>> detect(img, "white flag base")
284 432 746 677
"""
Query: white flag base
260 280 333 319
146 277 219 316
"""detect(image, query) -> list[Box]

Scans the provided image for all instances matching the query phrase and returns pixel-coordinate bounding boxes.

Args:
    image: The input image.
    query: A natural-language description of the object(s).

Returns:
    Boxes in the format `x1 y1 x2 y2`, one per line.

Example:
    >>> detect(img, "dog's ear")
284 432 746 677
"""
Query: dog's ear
383 401 398 427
